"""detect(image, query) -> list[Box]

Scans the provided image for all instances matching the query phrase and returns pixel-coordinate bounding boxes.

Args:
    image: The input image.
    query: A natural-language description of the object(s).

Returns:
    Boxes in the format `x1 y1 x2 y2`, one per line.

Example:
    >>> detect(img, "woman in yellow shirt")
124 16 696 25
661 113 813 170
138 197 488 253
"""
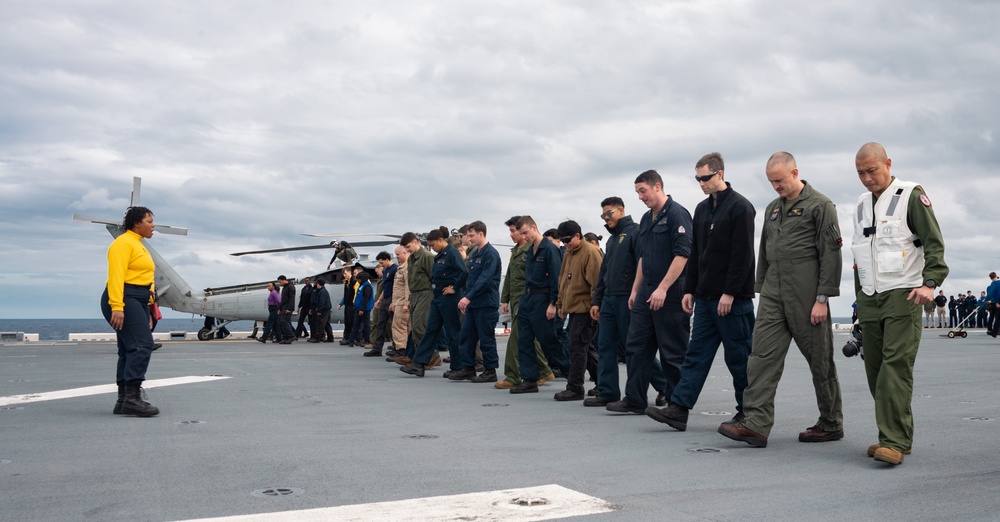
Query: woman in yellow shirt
99 206 159 417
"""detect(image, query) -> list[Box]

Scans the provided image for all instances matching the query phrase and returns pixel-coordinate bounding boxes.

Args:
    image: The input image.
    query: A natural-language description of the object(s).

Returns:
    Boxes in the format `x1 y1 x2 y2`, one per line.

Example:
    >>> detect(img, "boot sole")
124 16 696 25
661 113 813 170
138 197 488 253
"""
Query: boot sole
122 407 159 417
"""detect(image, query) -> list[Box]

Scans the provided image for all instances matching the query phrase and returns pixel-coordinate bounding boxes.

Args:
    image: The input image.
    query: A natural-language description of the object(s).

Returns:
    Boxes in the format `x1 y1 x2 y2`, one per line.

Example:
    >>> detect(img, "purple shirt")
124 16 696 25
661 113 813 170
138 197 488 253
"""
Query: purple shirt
267 289 280 307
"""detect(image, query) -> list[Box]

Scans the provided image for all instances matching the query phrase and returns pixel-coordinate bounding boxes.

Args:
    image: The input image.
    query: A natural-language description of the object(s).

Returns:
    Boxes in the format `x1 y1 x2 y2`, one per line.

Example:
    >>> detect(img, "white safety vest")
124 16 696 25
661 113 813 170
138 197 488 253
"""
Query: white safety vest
852 179 924 295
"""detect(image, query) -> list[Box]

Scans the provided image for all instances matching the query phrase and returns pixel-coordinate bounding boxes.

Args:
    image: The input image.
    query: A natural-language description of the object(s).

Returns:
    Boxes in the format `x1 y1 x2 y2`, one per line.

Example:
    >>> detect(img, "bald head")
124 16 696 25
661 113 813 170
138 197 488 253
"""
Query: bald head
766 151 797 171
856 142 888 163
855 142 893 195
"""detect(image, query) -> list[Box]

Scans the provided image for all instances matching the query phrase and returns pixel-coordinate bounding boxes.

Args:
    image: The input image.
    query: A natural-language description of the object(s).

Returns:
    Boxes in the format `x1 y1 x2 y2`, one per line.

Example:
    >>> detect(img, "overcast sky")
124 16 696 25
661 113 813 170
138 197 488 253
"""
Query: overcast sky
1 0 997 320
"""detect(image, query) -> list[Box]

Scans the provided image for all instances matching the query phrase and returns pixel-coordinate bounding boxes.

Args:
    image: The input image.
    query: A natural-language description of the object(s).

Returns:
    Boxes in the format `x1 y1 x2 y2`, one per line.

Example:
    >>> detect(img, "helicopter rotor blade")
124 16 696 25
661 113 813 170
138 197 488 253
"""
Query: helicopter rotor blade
231 244 334 256
73 213 123 227
130 177 141 207
154 225 189 236
301 233 403 239
230 240 395 256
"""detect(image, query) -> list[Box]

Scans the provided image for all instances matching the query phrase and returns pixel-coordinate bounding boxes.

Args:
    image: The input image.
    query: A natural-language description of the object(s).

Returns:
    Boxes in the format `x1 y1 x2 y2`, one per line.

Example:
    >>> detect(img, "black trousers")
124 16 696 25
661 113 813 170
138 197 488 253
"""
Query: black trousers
566 313 597 394
373 305 392 346
278 311 295 341
100 285 154 386
296 309 310 337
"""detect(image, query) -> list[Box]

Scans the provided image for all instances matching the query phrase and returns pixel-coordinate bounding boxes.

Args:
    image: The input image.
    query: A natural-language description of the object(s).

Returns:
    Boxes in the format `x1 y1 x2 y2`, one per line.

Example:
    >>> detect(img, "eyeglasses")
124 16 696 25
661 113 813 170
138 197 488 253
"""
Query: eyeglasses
600 208 621 220
560 236 574 244
695 170 720 183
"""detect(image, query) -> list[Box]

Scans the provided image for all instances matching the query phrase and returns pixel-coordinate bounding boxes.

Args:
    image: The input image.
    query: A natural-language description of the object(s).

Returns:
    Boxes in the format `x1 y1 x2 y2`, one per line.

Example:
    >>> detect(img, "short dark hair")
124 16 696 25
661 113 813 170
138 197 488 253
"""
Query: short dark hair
400 232 419 245
556 220 581 239
515 216 536 229
467 220 487 236
375 251 391 261
505 215 522 227
695 152 724 173
123 206 153 231
634 169 663 189
543 228 558 239
357 271 370 282
600 196 624 209
991 272 997 279
457 224 470 234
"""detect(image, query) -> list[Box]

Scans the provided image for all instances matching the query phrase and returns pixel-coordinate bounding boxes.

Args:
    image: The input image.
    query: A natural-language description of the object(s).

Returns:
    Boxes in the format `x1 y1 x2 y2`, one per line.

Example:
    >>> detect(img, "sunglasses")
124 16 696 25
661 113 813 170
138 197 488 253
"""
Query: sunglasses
600 208 621 220
560 236 575 244
695 170 720 183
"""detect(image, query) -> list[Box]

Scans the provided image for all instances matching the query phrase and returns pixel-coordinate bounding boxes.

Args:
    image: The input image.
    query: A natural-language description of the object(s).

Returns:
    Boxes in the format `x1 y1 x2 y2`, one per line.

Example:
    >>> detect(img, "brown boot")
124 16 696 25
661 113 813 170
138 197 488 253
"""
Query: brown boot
425 353 442 368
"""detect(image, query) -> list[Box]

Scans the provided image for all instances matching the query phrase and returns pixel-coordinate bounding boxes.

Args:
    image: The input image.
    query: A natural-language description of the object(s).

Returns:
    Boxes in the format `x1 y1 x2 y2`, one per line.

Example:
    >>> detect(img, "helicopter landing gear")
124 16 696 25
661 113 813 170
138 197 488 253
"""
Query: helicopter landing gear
197 328 214 341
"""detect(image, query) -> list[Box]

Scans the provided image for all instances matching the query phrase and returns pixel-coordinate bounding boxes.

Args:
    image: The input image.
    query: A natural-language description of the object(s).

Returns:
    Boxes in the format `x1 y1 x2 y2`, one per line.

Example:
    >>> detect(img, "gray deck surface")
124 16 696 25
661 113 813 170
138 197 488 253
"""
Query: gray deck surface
2 330 999 521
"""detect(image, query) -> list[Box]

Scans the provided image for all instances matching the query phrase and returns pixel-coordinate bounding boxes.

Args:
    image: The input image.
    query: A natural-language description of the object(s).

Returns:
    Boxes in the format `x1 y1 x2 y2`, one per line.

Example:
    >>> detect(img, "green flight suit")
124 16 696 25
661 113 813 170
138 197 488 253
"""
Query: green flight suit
408 247 434 348
855 183 948 453
500 242 552 385
742 181 844 437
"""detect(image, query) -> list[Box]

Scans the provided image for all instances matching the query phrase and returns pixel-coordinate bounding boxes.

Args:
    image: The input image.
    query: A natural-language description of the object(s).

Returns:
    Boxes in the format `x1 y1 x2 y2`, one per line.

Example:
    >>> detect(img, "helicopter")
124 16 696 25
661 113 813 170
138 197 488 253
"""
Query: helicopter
73 177 391 340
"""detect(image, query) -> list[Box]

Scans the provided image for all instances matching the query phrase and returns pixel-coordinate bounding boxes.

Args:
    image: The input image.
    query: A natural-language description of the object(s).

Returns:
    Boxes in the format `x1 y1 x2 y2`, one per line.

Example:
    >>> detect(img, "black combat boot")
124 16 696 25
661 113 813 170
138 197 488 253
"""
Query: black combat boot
121 385 160 417
113 384 125 414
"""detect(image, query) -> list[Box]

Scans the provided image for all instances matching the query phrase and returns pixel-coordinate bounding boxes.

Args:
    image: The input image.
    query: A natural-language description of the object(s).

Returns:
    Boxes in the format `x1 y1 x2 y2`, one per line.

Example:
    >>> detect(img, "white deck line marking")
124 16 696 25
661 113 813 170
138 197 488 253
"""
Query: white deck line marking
179 484 615 522
0 375 231 406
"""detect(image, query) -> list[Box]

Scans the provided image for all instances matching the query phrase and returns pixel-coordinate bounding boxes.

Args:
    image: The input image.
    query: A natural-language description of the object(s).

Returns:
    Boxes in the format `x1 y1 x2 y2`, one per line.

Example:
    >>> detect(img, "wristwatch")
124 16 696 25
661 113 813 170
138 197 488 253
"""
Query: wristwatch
816 295 828 304
923 279 936 289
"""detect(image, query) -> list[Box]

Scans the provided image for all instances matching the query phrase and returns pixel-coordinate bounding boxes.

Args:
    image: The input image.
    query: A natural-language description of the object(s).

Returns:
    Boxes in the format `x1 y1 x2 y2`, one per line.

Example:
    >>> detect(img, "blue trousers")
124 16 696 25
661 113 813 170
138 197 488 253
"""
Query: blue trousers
100 285 154 386
460 306 500 370
262 306 279 340
413 294 461 367
596 295 668 401
623 290 690 408
517 294 569 380
670 297 754 410
349 310 371 343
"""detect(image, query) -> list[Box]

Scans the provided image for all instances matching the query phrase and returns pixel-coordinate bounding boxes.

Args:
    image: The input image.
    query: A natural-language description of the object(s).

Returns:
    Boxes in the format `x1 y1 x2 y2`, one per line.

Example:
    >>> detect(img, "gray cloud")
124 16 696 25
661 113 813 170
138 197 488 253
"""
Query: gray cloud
1 0 997 318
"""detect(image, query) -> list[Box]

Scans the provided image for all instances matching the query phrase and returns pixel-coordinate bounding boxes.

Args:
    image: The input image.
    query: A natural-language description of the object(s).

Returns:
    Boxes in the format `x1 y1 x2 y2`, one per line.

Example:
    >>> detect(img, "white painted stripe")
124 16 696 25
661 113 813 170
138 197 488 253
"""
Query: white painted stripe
179 484 615 522
0 375 231 407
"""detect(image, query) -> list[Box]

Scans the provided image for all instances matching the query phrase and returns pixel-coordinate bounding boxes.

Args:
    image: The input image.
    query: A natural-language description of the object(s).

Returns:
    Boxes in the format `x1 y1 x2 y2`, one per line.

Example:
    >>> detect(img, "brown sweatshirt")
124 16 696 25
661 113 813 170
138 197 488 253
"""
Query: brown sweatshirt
557 240 603 314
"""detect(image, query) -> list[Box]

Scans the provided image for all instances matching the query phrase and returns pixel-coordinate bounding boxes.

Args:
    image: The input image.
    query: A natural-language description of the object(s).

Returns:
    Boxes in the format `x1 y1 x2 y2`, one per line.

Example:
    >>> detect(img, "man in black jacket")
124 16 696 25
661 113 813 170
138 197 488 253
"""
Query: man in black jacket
277 275 297 344
646 152 756 430
585 197 671 407
295 277 313 339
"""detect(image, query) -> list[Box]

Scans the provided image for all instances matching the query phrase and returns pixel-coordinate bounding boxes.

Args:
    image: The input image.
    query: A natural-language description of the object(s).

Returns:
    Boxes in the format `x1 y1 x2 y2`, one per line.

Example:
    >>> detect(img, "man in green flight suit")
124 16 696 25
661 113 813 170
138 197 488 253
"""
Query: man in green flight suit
496 216 554 389
852 142 948 466
718 151 844 448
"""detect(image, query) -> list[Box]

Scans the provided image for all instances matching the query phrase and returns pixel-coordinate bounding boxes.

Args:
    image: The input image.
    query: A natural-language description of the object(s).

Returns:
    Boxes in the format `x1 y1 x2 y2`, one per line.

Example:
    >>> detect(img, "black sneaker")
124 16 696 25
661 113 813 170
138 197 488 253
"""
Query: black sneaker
645 404 689 431
363 348 382 357
554 389 585 401
471 369 498 383
448 368 477 381
606 400 644 414
583 396 613 407
655 391 667 407
510 380 539 394
587 387 598 397
399 362 425 377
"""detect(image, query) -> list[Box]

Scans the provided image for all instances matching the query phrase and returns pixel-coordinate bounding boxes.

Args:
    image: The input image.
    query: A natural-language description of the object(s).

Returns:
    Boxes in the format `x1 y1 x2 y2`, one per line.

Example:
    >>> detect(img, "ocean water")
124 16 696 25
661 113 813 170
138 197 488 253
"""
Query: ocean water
0 316 854 341
0 319 262 341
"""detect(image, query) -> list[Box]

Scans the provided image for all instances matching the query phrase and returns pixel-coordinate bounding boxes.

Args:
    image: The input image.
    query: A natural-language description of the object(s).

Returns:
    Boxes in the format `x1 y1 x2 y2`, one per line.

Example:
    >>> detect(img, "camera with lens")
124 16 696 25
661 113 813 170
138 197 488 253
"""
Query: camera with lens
842 322 863 359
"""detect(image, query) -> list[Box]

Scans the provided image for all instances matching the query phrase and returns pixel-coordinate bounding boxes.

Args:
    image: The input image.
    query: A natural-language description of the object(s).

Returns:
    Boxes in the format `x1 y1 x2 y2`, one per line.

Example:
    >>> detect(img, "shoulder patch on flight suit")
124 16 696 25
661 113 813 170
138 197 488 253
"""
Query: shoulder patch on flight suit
919 194 932 207
787 207 804 217
678 225 686 234
769 207 780 221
